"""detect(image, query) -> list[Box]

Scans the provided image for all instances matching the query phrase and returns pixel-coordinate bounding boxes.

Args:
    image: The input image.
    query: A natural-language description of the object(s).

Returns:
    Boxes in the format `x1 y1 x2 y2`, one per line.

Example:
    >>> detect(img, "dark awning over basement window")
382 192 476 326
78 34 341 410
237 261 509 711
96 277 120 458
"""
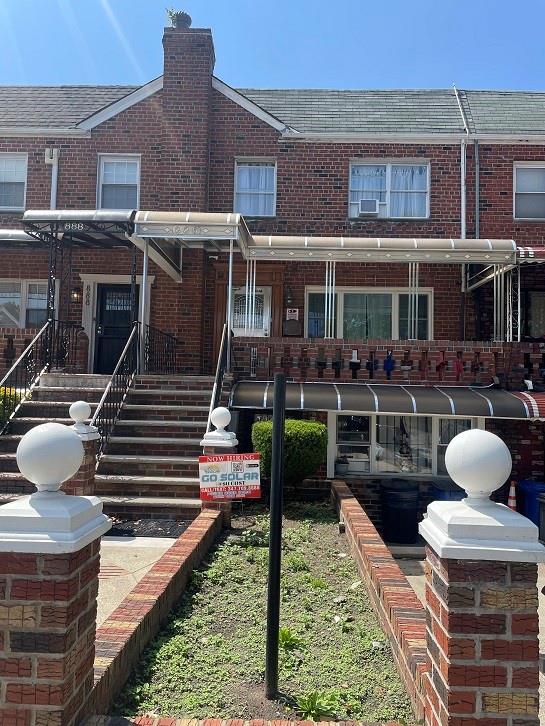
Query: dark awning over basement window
230 381 545 420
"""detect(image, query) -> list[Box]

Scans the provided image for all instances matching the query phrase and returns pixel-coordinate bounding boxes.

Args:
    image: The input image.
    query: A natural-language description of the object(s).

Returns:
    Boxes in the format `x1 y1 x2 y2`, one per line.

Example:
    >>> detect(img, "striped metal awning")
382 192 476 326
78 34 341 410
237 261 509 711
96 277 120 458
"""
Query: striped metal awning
230 381 545 420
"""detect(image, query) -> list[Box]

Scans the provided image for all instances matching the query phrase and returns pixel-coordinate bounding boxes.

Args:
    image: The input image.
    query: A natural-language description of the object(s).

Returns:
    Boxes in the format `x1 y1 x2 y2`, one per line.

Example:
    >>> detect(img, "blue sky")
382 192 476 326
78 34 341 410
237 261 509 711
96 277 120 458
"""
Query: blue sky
0 0 543 90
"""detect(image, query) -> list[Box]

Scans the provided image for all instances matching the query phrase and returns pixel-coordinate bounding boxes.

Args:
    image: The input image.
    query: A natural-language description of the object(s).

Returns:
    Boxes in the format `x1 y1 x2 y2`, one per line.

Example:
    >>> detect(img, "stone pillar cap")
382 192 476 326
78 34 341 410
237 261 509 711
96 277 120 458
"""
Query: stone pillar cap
70 400 100 442
419 429 545 563
200 407 238 448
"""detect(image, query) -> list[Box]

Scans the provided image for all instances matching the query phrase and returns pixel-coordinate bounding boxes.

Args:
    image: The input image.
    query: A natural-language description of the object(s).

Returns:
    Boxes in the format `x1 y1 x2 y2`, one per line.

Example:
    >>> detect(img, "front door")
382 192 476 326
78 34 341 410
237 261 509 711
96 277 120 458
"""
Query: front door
94 284 138 374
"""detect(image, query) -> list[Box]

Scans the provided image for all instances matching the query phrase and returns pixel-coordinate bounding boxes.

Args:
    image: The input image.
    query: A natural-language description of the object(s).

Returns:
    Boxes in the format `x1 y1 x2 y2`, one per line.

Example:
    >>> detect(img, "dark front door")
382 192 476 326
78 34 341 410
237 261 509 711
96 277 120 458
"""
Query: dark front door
94 284 138 374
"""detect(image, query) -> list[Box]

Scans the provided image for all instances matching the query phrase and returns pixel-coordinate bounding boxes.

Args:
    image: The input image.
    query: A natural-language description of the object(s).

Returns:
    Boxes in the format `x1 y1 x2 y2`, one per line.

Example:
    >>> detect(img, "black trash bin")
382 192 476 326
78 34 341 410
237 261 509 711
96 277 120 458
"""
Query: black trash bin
538 493 545 544
380 479 420 544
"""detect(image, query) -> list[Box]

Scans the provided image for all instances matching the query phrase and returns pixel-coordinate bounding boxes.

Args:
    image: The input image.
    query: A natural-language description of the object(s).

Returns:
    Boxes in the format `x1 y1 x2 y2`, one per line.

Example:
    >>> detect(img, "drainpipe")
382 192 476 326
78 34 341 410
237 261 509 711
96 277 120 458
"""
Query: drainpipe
453 86 470 339
45 148 59 209
474 140 483 339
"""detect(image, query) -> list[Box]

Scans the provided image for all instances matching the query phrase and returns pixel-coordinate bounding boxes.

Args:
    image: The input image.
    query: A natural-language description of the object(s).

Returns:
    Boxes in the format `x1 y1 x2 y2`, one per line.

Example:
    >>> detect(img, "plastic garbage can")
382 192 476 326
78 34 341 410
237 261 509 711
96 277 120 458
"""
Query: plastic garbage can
518 480 545 525
430 480 465 501
380 479 420 544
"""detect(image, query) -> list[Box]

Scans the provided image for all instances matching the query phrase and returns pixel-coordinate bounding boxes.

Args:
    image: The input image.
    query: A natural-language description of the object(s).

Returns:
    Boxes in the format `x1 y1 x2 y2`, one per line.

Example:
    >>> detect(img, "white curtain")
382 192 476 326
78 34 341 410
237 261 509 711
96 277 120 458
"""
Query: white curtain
235 164 275 216
390 165 427 217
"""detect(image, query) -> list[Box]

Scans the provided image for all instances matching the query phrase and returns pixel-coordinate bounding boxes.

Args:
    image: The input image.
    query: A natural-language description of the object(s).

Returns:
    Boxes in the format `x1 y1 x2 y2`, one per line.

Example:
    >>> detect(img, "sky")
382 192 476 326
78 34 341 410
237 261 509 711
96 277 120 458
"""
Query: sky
0 0 544 90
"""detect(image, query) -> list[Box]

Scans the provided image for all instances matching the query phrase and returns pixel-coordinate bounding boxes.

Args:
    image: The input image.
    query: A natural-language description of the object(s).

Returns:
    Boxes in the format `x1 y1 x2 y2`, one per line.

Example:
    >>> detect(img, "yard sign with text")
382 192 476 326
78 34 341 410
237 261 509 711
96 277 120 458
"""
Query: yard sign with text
198 453 261 501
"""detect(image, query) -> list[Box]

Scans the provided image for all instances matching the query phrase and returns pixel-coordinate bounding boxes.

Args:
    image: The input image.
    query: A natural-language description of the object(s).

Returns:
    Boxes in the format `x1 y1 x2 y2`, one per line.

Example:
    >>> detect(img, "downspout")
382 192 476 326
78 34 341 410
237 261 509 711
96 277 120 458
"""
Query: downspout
453 85 470 339
474 140 483 338
45 148 59 209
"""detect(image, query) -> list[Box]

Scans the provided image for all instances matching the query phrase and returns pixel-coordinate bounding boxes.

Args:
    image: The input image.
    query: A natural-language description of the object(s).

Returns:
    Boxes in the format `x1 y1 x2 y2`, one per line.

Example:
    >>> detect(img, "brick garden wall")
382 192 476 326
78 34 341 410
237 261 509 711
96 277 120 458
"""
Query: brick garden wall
331 480 428 719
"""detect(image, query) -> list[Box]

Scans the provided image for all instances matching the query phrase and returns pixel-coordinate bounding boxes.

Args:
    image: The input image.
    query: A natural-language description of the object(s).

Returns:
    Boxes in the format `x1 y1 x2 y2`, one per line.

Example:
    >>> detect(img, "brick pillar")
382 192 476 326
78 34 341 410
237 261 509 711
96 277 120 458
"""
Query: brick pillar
419 429 545 726
63 401 100 496
424 549 540 726
0 541 102 725
0 409 111 724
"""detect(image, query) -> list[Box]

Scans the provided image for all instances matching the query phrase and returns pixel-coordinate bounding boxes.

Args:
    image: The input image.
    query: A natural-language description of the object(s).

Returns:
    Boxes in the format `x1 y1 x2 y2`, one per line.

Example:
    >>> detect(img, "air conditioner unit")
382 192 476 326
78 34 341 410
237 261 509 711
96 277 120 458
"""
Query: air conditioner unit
359 198 379 217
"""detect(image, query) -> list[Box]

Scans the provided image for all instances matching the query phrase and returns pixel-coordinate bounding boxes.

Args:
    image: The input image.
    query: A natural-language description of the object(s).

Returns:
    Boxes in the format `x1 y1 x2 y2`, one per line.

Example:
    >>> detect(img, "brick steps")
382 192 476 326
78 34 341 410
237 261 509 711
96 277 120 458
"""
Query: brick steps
120 403 208 421
95 474 200 498
32 385 106 402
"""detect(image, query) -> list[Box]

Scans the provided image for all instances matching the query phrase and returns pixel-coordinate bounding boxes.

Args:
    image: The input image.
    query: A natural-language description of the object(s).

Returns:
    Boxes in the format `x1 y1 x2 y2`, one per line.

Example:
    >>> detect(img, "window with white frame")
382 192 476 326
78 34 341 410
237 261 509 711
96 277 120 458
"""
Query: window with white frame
98 155 140 210
333 413 474 476
514 164 545 219
234 160 276 217
0 281 48 328
0 154 27 211
306 288 432 340
349 162 429 218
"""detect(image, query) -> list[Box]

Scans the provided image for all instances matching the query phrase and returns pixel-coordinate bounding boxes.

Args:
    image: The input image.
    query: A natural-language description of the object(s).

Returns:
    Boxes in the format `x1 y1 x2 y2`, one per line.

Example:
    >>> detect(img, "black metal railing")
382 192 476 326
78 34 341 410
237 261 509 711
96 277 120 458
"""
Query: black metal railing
144 324 178 374
91 322 139 455
0 319 84 434
206 323 233 433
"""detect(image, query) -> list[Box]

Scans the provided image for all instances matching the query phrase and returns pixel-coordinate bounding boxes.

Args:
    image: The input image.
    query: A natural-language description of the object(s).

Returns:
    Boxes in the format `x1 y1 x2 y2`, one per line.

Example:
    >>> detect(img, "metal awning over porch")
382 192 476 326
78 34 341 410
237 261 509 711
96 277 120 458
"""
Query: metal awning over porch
230 381 545 420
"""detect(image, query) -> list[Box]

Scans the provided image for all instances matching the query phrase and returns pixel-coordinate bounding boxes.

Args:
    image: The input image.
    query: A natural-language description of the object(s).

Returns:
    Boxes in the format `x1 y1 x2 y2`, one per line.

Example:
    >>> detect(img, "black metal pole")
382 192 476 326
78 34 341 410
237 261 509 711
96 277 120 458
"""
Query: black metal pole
265 372 286 700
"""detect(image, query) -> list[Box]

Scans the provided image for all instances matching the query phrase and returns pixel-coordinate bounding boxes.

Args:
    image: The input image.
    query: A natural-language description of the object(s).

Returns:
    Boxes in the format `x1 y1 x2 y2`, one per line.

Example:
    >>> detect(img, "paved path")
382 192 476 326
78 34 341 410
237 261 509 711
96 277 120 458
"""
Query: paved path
97 536 175 626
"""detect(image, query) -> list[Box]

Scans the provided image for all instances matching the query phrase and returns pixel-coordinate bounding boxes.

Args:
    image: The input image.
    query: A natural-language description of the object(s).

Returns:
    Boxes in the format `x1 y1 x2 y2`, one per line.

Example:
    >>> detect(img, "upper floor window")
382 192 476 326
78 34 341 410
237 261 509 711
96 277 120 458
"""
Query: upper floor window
0 154 27 211
0 280 48 328
98 155 140 210
349 162 429 219
514 164 545 219
234 160 276 217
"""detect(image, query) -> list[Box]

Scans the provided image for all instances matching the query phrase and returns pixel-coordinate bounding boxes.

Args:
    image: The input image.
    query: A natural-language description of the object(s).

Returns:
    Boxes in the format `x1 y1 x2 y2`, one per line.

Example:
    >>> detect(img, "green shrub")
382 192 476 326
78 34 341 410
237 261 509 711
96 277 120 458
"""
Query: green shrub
251 419 327 485
295 690 339 721
0 387 19 428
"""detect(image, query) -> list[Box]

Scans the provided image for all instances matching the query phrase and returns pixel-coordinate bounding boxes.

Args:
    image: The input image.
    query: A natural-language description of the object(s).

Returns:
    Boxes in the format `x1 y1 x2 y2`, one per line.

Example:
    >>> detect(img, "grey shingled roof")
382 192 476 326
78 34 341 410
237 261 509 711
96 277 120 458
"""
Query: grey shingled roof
2 81 545 136
0 85 137 129
238 88 466 134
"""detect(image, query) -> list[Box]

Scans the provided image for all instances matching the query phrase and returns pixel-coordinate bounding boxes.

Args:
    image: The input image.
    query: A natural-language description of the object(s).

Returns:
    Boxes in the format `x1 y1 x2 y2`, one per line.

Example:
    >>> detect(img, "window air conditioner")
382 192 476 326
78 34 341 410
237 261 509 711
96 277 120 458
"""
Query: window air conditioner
359 198 379 217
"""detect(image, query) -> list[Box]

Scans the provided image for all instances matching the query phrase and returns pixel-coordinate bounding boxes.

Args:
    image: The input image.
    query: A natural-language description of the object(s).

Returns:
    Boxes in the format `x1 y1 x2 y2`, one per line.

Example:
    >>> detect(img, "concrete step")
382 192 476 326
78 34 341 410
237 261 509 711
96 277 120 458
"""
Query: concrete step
18 401 98 418
113 422 204 438
0 472 34 495
0 435 21 453
98 454 198 477
95 474 200 498
33 386 105 403
8 418 72 434
0 454 19 473
134 375 215 391
119 404 208 421
101 495 202 520
41 373 110 389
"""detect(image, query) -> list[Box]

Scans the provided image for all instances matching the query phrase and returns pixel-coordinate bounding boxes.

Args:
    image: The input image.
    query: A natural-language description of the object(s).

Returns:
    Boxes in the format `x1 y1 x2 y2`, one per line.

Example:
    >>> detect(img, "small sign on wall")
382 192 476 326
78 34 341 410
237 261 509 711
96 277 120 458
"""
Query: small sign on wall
198 453 261 501
286 308 299 321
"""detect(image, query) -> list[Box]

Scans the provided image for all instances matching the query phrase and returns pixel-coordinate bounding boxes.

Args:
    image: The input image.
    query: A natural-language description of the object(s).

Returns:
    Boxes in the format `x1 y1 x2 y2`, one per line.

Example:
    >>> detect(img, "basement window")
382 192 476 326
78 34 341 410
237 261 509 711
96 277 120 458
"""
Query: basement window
98 155 140 210
0 154 27 211
514 164 545 219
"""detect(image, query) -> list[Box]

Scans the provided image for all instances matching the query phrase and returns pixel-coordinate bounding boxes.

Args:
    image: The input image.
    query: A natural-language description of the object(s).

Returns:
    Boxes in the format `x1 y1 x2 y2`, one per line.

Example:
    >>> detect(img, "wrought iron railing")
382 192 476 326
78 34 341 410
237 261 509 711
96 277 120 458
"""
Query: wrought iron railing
144 324 178 374
91 322 139 455
0 319 84 434
206 323 233 433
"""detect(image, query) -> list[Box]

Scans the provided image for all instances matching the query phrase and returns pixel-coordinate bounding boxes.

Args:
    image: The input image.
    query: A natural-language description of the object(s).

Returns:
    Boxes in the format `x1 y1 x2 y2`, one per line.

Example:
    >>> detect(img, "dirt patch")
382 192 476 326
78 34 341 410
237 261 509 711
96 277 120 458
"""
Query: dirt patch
114 502 414 722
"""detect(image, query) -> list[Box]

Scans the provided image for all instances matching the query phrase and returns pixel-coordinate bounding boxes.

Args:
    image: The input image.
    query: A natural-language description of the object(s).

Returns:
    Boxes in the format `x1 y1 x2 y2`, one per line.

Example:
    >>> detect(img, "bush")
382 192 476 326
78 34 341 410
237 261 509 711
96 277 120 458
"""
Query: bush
251 418 327 485
0 387 19 429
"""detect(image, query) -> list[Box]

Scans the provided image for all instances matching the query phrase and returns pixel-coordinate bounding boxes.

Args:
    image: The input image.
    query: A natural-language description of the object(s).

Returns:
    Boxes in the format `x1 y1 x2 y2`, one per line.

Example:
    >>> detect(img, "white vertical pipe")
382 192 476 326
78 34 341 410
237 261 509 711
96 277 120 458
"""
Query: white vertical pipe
226 239 234 371
324 261 330 338
244 257 250 333
415 262 419 339
138 238 149 373
331 261 336 337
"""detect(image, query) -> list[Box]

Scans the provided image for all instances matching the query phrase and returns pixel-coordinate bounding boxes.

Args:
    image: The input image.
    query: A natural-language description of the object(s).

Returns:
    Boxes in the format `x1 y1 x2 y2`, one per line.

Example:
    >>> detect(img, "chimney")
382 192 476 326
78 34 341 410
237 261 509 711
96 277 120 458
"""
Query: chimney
161 16 215 210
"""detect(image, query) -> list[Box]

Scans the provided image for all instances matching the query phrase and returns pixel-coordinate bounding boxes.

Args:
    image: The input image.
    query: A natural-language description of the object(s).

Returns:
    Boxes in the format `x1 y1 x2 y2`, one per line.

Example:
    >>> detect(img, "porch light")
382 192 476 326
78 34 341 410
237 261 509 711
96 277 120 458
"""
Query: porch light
71 287 82 302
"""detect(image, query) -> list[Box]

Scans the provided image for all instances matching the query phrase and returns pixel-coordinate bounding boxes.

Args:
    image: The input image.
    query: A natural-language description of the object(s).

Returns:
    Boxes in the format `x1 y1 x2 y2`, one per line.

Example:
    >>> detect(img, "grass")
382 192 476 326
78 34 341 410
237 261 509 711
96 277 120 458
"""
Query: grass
114 501 414 722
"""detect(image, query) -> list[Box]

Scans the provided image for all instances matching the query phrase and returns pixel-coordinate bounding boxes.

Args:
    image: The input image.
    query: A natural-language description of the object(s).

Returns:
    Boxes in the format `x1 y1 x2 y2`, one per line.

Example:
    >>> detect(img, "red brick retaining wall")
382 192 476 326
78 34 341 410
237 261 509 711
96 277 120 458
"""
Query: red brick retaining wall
331 480 428 719
90 510 224 716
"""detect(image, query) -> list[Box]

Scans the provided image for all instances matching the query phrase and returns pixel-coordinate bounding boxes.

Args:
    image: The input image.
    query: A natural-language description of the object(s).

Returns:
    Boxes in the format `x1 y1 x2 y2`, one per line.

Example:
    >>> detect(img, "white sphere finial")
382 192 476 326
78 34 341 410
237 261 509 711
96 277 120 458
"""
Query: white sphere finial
445 429 512 503
16 423 84 493
210 406 231 432
69 400 92 424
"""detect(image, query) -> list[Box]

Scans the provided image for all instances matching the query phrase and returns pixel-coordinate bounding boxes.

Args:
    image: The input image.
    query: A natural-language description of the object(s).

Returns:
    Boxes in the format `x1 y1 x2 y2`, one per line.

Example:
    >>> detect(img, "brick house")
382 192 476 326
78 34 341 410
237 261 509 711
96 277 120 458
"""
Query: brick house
2 19 545 524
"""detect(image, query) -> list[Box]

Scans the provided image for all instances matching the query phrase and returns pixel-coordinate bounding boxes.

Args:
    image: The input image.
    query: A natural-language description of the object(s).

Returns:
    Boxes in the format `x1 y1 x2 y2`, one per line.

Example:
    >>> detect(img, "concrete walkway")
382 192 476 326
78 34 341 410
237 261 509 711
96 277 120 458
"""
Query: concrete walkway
97 536 175 626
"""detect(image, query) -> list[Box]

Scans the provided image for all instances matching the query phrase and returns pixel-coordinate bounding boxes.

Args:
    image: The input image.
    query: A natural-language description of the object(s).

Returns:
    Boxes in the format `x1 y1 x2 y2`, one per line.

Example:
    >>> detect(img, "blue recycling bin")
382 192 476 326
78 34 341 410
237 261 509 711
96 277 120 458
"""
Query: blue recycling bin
518 480 545 525
430 480 465 501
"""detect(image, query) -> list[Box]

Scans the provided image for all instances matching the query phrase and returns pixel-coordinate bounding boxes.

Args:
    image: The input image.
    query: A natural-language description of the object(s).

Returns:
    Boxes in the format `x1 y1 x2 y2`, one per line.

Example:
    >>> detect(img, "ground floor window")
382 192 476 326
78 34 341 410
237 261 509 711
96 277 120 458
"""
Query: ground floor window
330 413 475 477
524 290 545 339
306 287 432 340
0 280 48 328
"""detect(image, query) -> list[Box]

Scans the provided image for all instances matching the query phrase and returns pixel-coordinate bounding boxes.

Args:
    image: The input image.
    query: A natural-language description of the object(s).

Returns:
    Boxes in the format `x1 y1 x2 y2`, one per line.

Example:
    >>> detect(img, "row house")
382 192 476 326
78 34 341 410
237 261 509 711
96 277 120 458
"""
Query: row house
1 18 545 523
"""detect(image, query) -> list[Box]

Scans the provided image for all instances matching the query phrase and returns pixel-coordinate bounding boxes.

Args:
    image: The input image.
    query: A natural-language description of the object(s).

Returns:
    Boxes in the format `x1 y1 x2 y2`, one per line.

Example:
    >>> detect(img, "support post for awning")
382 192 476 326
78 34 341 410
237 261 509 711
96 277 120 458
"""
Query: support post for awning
324 260 336 338
244 257 250 334
408 262 420 340
226 239 234 372
138 238 149 373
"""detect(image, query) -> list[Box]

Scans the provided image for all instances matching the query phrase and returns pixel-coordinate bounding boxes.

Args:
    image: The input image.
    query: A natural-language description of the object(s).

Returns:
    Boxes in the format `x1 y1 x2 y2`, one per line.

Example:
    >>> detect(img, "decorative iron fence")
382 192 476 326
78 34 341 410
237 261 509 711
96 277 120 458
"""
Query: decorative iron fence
144 324 178 374
0 319 84 433
91 322 139 456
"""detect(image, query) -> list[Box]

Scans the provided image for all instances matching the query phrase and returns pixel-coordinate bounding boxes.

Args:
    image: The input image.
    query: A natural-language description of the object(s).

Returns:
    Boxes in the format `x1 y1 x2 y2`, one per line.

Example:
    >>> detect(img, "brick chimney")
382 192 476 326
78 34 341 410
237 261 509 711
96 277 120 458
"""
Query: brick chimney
161 21 215 210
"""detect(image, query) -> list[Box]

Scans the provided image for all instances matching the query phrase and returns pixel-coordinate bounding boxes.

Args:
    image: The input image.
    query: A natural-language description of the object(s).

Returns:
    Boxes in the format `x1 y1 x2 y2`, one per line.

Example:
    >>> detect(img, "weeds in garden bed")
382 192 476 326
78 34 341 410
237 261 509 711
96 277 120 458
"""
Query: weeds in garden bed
115 502 413 722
